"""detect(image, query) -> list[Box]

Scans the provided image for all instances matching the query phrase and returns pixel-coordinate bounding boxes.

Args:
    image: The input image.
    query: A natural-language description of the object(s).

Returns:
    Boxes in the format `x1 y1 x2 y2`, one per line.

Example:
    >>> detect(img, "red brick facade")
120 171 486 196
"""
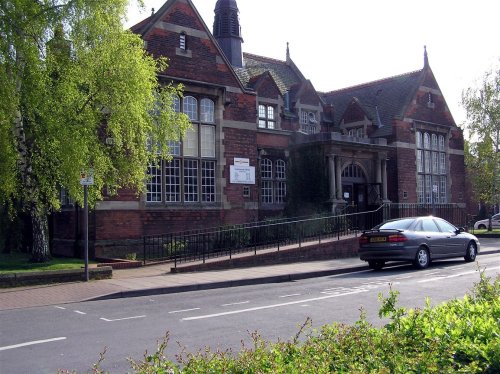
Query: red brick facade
51 0 469 258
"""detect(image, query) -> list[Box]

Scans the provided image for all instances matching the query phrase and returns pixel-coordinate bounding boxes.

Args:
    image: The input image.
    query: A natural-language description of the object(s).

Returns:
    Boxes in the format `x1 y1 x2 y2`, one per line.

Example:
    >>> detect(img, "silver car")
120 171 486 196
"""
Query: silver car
358 216 480 270
473 213 500 230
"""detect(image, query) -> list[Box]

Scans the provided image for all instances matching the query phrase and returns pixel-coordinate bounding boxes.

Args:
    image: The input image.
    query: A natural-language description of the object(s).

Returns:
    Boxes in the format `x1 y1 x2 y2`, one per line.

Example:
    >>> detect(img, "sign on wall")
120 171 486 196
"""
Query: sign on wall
230 165 255 184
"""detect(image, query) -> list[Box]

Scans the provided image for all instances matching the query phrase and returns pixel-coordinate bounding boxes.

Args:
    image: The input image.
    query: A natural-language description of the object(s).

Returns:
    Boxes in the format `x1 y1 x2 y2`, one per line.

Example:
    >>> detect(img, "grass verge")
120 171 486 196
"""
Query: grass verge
0 252 91 274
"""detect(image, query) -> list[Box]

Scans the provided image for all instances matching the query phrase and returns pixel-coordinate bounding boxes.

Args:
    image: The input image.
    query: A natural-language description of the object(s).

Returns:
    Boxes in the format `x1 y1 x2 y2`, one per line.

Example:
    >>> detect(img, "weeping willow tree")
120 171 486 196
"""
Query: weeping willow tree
0 1 190 261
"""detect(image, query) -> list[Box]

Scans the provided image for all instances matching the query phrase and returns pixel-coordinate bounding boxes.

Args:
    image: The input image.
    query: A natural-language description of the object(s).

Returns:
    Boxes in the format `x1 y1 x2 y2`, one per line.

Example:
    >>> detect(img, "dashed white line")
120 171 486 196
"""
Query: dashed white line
0 337 66 351
221 301 250 307
74 310 86 315
168 308 201 314
54 306 66 310
279 293 301 298
182 289 368 321
100 315 146 322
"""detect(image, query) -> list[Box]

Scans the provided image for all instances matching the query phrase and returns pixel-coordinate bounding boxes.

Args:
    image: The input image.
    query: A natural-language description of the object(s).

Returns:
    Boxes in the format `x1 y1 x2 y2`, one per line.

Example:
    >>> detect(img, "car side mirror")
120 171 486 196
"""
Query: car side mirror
456 227 465 234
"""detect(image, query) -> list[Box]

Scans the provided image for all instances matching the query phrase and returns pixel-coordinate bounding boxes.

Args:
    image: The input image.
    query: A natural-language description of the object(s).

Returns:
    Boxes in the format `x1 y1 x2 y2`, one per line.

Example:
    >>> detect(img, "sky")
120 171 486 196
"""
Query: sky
125 0 499 127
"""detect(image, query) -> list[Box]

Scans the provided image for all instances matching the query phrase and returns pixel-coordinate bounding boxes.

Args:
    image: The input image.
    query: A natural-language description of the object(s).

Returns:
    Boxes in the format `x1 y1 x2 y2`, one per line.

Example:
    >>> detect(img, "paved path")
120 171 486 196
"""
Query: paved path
1 238 498 311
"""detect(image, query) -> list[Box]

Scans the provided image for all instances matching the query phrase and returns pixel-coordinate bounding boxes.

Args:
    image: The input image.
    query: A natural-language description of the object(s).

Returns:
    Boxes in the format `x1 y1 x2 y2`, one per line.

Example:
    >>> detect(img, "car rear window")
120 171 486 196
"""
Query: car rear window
376 219 414 230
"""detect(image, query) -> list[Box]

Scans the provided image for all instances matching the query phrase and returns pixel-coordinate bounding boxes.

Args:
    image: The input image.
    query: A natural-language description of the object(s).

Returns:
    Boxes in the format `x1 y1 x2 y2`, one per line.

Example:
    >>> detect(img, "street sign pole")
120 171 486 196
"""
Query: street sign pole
80 170 94 282
83 184 89 282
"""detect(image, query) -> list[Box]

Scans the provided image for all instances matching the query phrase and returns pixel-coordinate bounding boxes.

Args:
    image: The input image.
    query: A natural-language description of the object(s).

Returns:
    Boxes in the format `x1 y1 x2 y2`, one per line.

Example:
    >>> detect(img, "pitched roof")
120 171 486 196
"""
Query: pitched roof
235 53 304 95
322 70 423 137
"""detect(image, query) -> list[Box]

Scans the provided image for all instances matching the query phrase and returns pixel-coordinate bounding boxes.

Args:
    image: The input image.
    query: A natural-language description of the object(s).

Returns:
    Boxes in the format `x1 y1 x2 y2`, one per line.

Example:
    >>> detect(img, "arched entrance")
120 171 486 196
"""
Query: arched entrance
341 163 367 211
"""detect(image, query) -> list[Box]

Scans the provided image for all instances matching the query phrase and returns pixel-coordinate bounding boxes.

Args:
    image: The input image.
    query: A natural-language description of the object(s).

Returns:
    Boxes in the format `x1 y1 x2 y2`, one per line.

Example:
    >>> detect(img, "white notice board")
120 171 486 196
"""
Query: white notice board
230 165 255 184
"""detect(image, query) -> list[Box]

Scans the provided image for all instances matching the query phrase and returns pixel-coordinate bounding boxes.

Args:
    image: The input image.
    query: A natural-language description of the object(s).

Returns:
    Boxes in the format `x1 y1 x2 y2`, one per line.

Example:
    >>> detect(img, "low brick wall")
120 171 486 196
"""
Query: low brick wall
0 266 112 288
171 237 359 273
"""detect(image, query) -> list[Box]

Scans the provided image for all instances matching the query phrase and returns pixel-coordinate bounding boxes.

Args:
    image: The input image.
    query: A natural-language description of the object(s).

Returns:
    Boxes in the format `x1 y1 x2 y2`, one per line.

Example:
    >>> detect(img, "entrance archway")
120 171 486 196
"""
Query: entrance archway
341 163 367 211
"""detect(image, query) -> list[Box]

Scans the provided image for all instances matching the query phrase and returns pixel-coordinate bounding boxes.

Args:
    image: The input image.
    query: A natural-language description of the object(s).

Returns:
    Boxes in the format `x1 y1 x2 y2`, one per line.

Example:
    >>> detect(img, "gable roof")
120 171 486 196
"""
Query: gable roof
236 53 305 95
322 69 423 137
130 0 249 93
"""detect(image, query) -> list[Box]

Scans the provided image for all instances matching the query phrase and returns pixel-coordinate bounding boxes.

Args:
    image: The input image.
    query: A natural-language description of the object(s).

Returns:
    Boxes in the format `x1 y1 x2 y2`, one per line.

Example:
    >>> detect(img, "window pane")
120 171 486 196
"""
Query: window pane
424 133 430 149
425 175 432 203
267 106 274 120
200 98 214 123
201 125 215 158
183 96 198 120
417 175 424 203
424 151 431 173
165 159 180 202
261 180 273 203
183 159 199 202
439 135 445 150
261 159 272 179
173 96 180 112
440 176 447 203
417 150 423 173
431 134 438 150
258 119 266 128
183 125 198 157
301 111 308 124
201 161 216 202
168 140 180 156
146 164 162 202
416 131 422 148
432 152 439 174
258 105 266 118
276 160 286 179
275 181 286 203
439 153 446 174
267 120 275 129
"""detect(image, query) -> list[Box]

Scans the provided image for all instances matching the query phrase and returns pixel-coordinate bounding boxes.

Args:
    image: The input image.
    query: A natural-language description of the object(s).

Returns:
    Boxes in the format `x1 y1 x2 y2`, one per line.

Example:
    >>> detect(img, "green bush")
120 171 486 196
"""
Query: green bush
71 271 500 373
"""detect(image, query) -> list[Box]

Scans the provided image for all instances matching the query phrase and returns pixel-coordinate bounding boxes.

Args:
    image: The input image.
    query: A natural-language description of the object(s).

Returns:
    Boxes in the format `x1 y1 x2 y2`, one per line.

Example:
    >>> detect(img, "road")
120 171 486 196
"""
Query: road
1 247 499 373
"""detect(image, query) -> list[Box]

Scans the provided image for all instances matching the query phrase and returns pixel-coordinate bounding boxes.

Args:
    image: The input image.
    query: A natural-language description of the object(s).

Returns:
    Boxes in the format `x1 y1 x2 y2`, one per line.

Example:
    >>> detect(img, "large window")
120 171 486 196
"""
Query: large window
260 158 286 204
416 131 447 204
258 104 275 129
146 95 216 204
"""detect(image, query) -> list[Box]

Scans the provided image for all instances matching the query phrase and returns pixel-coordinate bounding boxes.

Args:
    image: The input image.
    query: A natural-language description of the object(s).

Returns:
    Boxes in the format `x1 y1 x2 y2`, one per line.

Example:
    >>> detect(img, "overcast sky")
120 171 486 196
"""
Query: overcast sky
126 0 499 126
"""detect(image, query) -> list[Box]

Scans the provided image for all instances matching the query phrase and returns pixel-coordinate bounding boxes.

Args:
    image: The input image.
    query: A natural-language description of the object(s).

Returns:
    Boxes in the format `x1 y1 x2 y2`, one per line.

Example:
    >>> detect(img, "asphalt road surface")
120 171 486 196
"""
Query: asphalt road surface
1 244 499 373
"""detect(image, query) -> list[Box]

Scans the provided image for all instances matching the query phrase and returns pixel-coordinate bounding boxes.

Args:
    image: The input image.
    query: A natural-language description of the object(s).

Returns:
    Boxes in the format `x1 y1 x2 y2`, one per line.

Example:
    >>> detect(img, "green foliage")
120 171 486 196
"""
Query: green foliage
462 63 500 208
0 0 190 258
78 272 500 373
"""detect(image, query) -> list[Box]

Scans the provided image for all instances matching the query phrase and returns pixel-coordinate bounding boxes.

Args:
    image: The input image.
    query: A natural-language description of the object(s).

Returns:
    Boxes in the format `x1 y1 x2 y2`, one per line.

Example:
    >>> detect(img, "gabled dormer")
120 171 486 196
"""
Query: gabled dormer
250 72 283 130
130 0 246 91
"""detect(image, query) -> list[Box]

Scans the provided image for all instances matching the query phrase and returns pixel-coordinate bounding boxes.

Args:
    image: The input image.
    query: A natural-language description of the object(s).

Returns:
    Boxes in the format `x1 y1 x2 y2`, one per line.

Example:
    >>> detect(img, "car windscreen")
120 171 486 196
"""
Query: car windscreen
375 218 415 230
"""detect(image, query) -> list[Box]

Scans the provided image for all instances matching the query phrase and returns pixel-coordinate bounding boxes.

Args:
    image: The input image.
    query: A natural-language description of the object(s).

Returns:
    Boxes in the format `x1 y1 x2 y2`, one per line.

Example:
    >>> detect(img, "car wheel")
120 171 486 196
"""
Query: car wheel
464 241 477 262
413 247 430 269
477 224 486 230
368 260 385 271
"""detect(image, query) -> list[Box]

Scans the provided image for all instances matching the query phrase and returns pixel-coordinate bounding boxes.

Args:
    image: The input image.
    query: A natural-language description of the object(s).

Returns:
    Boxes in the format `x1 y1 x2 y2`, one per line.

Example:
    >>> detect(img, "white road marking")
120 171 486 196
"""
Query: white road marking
279 293 301 298
168 308 200 314
182 289 368 321
418 266 500 283
395 275 413 280
74 310 86 315
54 306 66 310
221 301 250 307
100 315 146 322
0 337 66 351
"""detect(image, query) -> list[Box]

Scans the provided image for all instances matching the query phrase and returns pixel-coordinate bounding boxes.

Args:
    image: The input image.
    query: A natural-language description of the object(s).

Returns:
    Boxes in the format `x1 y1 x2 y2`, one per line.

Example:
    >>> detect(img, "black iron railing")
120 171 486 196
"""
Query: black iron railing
143 207 385 266
142 203 468 267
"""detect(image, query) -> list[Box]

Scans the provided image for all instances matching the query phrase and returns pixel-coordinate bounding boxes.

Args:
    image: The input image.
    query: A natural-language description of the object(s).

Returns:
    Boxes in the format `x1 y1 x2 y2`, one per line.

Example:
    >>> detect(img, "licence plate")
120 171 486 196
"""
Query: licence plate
370 237 387 243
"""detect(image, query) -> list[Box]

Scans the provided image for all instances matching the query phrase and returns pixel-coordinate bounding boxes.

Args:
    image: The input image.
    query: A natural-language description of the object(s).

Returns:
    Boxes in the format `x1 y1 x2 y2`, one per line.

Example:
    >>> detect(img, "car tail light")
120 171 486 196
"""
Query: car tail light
359 235 369 245
388 234 407 243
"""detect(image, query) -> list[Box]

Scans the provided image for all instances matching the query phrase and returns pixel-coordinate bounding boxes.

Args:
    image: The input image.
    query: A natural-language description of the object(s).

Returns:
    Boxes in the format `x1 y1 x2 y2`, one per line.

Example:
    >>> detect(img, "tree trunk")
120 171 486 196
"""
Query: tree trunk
30 206 51 263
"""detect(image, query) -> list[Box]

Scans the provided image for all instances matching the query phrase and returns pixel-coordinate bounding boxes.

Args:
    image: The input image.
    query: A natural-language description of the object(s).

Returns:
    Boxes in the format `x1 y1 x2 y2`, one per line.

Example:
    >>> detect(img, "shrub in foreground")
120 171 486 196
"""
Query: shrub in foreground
65 271 500 373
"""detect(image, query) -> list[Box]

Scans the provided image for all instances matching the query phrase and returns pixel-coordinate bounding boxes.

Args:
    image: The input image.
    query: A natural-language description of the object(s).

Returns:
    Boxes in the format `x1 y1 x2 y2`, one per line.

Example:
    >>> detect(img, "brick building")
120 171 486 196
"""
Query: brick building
52 0 467 258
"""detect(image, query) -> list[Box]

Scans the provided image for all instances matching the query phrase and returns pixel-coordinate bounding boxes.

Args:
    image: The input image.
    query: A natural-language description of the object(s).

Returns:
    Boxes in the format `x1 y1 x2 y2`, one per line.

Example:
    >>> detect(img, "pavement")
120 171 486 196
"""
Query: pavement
1 237 499 311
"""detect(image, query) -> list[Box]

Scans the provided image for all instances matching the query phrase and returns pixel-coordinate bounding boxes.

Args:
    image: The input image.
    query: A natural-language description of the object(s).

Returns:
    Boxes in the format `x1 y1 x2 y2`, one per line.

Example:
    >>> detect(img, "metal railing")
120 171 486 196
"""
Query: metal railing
142 203 468 267
143 207 385 266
